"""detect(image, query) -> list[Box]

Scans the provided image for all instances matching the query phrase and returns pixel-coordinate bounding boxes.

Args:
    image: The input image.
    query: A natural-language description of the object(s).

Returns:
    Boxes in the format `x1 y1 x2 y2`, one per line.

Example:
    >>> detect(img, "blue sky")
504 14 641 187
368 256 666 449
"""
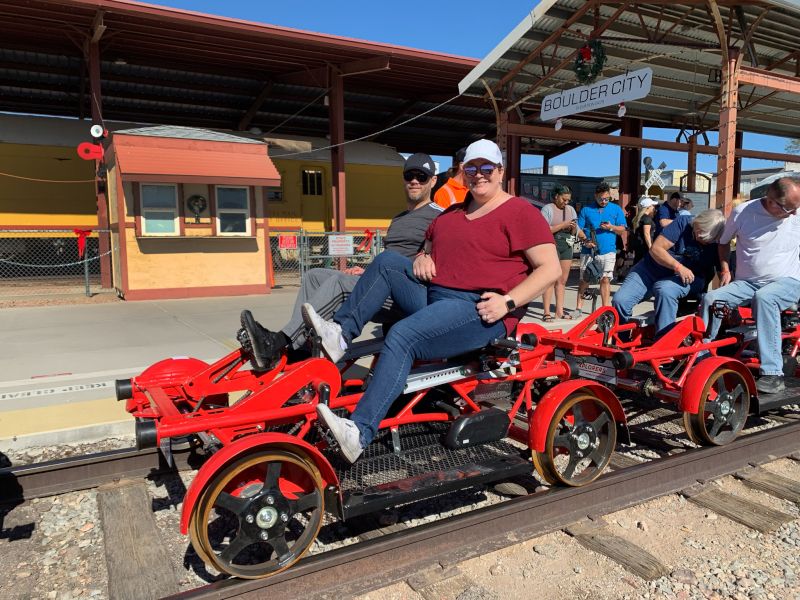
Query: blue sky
156 0 793 176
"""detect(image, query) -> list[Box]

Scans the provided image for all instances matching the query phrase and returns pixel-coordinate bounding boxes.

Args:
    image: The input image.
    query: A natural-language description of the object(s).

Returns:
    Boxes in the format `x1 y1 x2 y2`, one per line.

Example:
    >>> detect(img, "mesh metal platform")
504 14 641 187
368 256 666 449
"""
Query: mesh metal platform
321 421 532 519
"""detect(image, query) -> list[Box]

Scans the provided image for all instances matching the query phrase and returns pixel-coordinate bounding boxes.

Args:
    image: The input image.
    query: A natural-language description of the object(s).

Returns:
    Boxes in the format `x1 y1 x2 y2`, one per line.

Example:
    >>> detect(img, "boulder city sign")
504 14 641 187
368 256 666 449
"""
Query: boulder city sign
540 67 653 122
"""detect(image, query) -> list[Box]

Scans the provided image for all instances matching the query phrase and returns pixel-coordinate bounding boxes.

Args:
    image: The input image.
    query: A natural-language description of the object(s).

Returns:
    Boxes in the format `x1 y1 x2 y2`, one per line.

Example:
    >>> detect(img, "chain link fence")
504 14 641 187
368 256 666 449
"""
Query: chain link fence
0 230 113 298
270 230 385 287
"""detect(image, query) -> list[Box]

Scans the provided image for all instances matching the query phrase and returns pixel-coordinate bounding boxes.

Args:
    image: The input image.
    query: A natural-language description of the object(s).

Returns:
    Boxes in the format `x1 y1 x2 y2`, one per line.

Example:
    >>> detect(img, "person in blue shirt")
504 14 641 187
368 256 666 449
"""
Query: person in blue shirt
612 209 725 336
576 182 627 310
655 192 682 236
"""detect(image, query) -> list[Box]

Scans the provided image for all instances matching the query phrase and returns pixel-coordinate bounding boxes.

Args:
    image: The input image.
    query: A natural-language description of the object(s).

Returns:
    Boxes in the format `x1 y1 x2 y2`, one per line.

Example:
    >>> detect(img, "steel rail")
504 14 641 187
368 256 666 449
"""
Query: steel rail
169 420 800 600
0 447 198 504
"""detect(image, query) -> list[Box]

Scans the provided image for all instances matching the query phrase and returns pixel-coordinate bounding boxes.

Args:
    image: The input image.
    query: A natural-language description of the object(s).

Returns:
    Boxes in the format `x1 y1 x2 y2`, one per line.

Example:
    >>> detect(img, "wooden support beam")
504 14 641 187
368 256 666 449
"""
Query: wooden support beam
687 135 697 192
88 40 112 289
90 10 106 44
707 0 729 65
237 80 273 131
275 56 390 87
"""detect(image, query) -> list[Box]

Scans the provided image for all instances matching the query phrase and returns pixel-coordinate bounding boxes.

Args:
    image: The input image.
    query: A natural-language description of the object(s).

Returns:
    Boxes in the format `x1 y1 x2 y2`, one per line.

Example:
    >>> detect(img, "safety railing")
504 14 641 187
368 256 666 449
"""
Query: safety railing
299 230 384 282
0 230 113 298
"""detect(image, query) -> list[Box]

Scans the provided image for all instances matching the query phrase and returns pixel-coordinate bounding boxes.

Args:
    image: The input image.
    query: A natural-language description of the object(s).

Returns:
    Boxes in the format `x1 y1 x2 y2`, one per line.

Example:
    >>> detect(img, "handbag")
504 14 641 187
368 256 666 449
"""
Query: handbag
582 227 603 285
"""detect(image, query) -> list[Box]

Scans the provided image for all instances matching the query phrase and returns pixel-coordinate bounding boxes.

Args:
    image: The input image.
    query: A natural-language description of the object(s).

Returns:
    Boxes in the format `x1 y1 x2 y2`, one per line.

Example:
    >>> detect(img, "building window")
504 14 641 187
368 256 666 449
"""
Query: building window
141 184 178 235
266 186 283 202
302 169 323 196
215 186 251 235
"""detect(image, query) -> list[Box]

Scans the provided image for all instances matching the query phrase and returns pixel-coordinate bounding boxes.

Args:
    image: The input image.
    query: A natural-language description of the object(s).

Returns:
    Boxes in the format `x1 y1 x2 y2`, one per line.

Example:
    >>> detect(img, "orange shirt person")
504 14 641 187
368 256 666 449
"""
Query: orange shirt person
433 147 468 208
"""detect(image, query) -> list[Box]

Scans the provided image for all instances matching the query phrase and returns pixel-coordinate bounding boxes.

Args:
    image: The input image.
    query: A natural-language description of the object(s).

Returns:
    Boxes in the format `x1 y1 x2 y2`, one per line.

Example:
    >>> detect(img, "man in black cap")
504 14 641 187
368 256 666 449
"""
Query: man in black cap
240 153 443 368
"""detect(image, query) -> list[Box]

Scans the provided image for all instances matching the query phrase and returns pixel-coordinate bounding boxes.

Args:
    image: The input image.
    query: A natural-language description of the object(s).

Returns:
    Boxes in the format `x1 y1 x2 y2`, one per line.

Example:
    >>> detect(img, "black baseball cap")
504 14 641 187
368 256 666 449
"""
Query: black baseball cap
403 153 436 178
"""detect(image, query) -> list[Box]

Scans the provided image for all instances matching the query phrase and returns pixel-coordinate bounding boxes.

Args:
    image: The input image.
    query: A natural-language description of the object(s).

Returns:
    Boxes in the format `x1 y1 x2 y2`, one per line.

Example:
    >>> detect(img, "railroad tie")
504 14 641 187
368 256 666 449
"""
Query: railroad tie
565 518 670 581
97 479 179 600
682 482 795 533
735 466 800 504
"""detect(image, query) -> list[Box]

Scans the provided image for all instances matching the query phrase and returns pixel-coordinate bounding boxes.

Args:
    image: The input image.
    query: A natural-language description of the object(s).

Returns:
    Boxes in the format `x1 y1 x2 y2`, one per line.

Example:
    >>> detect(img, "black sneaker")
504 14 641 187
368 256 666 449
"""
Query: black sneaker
756 375 786 395
240 310 285 370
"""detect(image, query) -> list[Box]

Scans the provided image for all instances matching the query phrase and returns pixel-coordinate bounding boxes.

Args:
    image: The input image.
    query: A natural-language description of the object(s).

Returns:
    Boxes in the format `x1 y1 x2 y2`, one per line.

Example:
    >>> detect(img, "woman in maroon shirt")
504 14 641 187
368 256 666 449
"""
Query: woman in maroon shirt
306 139 561 463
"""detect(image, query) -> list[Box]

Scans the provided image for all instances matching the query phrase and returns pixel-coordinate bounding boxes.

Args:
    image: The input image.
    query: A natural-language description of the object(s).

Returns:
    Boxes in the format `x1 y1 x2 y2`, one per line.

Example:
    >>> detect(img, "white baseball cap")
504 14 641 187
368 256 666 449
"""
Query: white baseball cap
463 139 503 166
638 196 657 208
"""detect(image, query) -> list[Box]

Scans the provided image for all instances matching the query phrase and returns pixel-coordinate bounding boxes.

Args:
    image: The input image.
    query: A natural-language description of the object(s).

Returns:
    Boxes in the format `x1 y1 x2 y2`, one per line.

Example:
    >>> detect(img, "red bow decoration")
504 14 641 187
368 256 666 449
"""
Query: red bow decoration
73 229 92 258
579 45 592 61
355 229 375 253
76 142 104 161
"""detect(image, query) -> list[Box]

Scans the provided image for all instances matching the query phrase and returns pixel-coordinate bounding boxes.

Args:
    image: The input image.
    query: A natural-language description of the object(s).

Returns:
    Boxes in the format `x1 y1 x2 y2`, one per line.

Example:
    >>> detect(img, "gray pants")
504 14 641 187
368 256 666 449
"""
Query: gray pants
281 268 360 350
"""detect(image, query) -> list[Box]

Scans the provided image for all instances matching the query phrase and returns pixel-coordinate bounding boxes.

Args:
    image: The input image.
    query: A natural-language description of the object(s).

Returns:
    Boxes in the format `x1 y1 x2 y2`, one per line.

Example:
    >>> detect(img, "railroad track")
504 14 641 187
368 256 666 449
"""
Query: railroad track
2 414 800 599
160 419 800 599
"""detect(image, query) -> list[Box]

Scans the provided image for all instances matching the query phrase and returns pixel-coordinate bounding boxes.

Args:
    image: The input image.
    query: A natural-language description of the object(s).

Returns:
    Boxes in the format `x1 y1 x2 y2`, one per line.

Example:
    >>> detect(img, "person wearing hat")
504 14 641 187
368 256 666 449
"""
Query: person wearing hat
240 152 443 368
612 209 726 336
631 196 657 264
433 146 468 208
306 138 561 463
655 191 683 235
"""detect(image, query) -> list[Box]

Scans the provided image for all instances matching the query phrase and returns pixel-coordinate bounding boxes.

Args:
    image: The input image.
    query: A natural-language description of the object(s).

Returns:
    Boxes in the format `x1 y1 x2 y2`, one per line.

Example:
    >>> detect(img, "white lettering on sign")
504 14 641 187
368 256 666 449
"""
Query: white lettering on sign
328 235 354 256
540 67 653 122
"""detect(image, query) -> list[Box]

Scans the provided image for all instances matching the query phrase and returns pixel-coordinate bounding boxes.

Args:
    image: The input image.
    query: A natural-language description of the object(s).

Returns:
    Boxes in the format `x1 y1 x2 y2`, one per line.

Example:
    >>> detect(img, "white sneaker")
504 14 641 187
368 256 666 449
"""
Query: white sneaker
316 404 363 463
302 303 347 363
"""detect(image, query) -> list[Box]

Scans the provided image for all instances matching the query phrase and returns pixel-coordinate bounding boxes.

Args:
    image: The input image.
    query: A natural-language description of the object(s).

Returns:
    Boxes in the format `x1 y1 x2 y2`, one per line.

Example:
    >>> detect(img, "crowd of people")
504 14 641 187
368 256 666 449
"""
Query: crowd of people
239 139 800 463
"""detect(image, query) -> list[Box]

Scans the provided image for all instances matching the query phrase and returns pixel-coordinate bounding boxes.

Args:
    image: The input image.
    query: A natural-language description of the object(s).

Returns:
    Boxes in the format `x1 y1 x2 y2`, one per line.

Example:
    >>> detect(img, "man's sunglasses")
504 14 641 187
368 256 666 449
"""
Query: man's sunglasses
771 197 797 215
463 163 498 178
403 170 430 183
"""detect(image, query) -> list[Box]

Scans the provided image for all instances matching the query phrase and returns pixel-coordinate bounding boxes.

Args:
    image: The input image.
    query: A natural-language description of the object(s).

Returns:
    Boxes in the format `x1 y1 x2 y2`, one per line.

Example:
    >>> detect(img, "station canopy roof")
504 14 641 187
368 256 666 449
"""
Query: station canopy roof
0 0 493 156
458 0 800 158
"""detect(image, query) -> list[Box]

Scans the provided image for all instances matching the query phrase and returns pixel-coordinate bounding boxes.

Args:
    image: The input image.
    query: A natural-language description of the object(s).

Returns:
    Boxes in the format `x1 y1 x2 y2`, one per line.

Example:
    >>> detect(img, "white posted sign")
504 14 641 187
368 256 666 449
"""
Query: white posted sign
540 67 653 122
328 235 354 256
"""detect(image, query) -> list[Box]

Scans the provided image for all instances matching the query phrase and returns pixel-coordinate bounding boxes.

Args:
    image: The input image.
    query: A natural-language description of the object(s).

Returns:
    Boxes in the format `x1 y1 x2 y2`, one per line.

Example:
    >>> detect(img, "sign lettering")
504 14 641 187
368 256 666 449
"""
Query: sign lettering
540 67 653 122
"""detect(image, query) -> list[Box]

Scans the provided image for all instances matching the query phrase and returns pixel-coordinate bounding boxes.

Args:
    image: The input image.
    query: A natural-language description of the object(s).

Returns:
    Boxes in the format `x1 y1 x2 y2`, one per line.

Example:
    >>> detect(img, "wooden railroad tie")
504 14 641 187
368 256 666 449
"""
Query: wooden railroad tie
681 482 795 533
97 479 180 600
735 466 800 504
565 517 670 581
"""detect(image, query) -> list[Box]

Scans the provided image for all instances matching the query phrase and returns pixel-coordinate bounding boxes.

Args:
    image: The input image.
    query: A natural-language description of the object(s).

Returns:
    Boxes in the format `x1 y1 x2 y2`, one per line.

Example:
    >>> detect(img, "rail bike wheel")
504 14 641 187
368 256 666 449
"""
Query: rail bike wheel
533 393 616 487
683 368 750 446
189 449 324 579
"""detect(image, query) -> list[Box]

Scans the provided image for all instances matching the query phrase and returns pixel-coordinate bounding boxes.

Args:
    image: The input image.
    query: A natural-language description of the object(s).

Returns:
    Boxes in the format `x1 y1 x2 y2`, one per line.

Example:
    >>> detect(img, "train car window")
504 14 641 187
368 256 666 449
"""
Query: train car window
215 186 251 235
266 186 283 202
141 183 178 235
302 169 323 196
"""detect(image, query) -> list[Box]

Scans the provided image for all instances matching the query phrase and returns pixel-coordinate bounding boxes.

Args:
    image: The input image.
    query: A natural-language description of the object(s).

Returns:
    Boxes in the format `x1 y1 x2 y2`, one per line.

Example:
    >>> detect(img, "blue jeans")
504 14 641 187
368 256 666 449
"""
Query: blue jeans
612 261 705 336
332 252 506 446
334 251 428 344
701 277 800 375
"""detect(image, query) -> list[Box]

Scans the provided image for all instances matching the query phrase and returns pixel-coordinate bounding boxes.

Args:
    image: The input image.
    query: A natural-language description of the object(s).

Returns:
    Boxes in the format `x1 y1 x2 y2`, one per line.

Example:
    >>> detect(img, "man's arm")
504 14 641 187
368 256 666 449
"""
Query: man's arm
650 235 695 285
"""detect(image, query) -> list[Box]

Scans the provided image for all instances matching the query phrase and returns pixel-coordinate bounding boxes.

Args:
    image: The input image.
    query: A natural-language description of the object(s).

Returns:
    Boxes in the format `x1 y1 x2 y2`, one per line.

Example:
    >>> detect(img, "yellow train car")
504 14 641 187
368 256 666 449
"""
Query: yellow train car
0 115 407 235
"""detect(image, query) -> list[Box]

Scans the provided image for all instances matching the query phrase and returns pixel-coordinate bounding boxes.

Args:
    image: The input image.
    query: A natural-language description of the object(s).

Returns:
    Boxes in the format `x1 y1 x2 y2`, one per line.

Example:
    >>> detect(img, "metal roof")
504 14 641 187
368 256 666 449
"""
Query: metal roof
116 125 264 143
458 0 800 157
0 0 493 156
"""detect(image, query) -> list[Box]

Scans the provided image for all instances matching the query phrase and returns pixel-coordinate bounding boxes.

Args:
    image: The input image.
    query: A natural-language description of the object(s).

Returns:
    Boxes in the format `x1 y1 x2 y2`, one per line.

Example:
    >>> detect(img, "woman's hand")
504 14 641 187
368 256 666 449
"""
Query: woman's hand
477 292 508 325
719 269 732 286
413 253 436 281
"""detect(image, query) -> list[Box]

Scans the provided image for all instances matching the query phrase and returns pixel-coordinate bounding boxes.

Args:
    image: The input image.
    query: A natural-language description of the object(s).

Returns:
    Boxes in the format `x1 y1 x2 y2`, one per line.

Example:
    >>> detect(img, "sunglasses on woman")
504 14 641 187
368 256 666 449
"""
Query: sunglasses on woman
463 163 498 178
403 170 430 183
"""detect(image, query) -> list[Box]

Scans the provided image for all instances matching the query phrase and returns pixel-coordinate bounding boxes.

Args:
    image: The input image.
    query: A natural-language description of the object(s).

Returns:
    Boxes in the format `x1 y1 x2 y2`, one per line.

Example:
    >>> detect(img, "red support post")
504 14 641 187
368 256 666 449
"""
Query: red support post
715 49 740 214
328 66 346 233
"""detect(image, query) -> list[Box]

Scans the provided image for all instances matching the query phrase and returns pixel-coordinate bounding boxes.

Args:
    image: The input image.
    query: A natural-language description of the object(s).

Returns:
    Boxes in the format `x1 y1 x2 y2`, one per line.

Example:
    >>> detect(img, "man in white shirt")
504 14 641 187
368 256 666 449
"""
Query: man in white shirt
701 176 800 394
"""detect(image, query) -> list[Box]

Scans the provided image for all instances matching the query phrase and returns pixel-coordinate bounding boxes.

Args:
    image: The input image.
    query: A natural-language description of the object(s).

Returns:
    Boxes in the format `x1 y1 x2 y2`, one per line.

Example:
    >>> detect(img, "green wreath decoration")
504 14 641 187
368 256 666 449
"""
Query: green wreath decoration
574 39 606 85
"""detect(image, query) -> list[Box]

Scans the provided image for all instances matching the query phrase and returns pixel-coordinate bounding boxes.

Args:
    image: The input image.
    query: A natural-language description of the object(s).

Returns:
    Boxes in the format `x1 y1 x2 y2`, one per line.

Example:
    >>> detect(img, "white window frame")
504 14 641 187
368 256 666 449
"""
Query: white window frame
140 183 178 236
215 185 251 236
